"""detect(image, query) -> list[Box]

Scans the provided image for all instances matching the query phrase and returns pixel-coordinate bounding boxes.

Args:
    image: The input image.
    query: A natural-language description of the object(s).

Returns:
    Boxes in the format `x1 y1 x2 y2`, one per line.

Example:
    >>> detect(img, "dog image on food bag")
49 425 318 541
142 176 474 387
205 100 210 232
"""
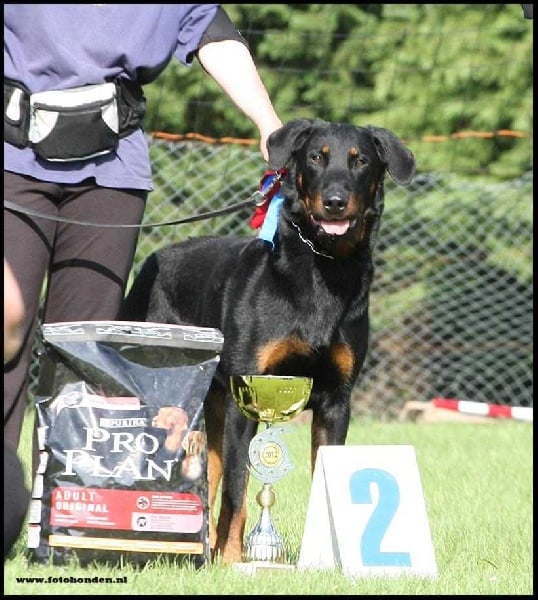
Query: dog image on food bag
151 405 189 454
150 406 205 481
121 118 416 563
181 430 206 481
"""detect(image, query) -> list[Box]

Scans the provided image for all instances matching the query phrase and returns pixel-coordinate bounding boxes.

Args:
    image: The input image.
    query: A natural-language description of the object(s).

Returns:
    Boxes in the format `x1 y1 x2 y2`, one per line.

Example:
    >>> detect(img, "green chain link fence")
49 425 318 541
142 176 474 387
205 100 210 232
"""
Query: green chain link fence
29 136 532 419
140 137 533 418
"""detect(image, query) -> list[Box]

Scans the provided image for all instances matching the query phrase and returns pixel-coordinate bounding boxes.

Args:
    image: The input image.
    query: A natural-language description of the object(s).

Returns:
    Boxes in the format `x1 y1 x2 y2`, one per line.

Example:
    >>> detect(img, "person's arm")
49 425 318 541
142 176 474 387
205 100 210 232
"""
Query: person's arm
197 39 282 162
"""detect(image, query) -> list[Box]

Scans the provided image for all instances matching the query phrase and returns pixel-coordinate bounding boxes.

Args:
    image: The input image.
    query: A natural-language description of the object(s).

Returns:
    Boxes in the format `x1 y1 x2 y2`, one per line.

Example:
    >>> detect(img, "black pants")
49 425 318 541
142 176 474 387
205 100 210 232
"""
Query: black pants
3 172 147 458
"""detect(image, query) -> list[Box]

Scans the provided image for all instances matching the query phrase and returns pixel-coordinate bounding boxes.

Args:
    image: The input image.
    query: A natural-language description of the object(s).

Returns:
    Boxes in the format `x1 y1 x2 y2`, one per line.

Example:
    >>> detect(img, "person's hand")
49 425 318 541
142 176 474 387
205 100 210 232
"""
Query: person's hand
258 118 282 163
4 259 25 363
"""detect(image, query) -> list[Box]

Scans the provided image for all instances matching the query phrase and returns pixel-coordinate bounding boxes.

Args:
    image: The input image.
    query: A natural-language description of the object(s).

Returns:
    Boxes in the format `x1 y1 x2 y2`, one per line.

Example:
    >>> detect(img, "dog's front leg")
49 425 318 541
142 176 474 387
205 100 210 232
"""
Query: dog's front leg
310 392 351 474
204 388 226 555
214 402 258 563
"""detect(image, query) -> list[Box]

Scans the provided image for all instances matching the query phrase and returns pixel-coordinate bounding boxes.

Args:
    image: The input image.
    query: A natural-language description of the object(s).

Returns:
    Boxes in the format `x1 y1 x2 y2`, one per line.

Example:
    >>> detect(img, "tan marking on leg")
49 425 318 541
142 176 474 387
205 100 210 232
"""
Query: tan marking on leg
331 342 355 382
207 448 222 552
223 495 248 563
216 484 249 564
257 335 314 372
204 389 225 557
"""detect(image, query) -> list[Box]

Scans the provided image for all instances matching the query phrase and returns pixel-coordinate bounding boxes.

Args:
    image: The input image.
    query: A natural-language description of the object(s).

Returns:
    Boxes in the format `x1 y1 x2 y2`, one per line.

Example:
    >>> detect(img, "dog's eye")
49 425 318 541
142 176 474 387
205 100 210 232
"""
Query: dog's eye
310 153 322 164
352 156 368 169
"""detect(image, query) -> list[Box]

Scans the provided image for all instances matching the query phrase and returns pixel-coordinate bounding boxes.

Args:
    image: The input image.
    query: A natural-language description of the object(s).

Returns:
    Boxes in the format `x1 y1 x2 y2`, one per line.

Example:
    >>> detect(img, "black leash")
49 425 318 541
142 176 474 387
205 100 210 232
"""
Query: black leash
3 169 286 229
3 198 254 229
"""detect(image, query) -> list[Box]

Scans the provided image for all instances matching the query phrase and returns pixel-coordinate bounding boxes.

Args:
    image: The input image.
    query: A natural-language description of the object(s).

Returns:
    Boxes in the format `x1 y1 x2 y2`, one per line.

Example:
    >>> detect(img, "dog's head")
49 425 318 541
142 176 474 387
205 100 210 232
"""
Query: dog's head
152 406 189 453
267 119 416 258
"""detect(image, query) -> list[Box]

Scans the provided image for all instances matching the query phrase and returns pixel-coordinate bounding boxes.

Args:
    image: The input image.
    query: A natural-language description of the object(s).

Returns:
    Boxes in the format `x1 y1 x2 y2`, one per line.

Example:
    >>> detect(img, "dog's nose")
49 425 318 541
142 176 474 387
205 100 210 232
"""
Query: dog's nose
323 194 347 215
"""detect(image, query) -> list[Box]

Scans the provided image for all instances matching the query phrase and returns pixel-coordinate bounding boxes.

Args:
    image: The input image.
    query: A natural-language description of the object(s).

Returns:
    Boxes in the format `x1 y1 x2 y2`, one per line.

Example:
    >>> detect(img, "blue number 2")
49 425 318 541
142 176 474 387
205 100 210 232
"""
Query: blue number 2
349 468 411 566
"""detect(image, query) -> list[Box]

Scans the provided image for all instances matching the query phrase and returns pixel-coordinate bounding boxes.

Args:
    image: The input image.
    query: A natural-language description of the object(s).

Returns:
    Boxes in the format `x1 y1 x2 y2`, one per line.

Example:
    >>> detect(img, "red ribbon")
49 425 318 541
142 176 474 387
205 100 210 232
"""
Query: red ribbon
249 169 287 229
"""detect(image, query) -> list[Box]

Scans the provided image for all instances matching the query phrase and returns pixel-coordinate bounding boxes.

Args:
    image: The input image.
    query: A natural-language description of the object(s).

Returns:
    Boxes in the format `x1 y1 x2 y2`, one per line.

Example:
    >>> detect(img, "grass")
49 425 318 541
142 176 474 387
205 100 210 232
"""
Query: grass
4 410 533 595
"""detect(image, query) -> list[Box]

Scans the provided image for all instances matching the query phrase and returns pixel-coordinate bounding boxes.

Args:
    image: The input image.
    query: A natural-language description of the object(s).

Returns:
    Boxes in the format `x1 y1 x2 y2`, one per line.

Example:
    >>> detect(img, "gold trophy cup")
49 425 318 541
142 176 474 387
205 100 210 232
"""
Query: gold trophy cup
230 374 313 573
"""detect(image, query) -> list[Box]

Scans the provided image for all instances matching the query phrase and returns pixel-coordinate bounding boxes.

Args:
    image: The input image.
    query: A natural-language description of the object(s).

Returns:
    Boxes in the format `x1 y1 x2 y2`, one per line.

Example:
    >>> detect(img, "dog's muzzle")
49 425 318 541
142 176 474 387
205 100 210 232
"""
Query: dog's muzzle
311 214 356 236
309 195 357 236
310 204 380 244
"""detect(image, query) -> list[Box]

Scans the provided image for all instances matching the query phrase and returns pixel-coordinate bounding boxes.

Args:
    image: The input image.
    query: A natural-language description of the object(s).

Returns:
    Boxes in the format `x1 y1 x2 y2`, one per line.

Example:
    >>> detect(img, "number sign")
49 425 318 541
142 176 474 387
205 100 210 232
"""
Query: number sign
297 445 437 578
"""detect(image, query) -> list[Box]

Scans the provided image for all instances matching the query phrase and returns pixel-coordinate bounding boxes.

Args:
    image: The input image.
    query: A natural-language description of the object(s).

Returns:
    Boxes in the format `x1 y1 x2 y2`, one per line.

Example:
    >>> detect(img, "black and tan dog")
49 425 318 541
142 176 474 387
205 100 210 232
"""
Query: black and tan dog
120 118 415 563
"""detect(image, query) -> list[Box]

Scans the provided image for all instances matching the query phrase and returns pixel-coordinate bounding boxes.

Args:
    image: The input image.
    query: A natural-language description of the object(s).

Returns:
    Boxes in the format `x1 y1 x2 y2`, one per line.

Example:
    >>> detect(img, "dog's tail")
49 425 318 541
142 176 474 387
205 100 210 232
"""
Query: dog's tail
119 253 159 322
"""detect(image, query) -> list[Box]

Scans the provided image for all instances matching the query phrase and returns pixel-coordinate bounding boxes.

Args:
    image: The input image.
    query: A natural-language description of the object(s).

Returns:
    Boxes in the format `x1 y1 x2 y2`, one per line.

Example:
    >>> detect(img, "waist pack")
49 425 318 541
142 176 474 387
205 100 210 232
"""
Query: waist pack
4 78 146 162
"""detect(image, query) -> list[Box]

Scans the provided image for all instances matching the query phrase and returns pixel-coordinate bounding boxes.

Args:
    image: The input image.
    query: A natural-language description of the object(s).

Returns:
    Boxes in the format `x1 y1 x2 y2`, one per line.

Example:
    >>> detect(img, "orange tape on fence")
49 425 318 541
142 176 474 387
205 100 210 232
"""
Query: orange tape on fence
152 129 529 147
421 129 528 143
151 131 256 147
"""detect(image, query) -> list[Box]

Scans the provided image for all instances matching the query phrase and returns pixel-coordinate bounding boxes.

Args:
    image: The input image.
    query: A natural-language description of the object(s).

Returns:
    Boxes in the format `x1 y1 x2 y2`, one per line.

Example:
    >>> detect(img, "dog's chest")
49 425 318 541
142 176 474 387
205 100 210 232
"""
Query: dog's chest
221 248 370 382
253 300 360 384
262 268 352 338
244 273 366 382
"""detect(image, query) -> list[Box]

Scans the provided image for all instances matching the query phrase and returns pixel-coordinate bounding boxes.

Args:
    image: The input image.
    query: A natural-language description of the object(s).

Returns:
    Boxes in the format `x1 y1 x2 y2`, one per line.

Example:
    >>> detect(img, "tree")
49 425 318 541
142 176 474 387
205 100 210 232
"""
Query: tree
143 4 532 179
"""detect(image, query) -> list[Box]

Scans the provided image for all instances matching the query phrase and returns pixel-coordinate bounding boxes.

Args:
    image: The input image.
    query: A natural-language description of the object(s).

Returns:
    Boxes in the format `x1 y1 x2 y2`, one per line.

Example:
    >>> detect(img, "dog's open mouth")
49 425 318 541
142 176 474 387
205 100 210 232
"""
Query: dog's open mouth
310 215 357 236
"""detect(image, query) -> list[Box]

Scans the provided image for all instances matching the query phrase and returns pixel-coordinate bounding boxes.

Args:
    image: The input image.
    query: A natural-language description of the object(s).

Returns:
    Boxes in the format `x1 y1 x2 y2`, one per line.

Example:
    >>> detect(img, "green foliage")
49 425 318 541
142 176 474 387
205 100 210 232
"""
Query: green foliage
142 4 532 179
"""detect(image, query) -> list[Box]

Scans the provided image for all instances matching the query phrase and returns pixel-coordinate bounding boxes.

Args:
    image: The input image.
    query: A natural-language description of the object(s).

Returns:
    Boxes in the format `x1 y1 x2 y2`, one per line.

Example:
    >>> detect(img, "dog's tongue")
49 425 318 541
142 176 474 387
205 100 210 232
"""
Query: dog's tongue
320 220 350 235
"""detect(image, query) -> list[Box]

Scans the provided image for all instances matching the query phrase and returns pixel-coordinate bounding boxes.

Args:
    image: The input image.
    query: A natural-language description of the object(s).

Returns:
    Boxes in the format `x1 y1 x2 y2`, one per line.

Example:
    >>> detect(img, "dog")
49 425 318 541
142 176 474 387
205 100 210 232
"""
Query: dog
120 118 416 564
181 430 207 481
151 405 189 454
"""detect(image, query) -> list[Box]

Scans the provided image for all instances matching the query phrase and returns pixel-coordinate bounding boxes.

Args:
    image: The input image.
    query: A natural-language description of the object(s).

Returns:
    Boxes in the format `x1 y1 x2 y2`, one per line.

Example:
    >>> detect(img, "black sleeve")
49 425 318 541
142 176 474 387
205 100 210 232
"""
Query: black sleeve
198 6 248 49
521 4 533 19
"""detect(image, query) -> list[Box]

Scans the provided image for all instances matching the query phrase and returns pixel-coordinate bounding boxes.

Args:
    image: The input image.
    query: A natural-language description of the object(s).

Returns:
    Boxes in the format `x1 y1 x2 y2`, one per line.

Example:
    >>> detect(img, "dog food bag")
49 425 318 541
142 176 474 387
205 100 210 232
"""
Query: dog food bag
27 321 223 567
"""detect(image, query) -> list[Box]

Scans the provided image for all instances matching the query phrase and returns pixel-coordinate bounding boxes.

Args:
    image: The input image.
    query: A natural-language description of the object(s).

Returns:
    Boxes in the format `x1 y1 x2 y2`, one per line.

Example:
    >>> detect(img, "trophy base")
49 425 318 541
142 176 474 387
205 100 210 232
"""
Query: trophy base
233 561 296 576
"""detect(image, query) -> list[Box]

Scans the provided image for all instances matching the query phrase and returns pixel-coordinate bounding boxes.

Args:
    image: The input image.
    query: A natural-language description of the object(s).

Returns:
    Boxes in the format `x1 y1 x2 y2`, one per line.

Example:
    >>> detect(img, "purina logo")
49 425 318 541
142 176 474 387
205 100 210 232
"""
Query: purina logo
99 417 147 428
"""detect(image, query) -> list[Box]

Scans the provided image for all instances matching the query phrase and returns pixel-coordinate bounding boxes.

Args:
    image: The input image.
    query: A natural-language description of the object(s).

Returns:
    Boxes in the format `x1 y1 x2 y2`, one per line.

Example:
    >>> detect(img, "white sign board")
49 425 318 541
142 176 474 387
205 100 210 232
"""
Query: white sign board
297 445 437 578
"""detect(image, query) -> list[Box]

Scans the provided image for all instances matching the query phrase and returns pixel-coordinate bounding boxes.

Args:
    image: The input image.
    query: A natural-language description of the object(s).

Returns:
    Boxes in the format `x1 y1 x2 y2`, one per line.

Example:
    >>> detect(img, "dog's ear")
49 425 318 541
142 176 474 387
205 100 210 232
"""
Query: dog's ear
367 126 416 185
266 118 319 170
